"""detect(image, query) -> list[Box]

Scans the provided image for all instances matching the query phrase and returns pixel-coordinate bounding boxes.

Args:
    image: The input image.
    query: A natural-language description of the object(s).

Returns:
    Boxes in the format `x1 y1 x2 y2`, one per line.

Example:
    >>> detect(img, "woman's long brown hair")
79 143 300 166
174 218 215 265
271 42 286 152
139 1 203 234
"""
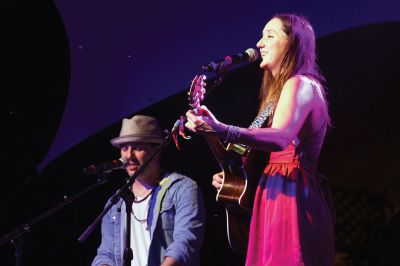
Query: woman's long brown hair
258 14 330 125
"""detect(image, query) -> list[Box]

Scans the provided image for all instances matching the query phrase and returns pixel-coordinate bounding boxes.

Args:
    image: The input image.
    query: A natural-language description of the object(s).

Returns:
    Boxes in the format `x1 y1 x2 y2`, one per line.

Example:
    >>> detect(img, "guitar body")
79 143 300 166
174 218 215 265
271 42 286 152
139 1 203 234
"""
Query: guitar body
218 161 250 210
204 135 266 257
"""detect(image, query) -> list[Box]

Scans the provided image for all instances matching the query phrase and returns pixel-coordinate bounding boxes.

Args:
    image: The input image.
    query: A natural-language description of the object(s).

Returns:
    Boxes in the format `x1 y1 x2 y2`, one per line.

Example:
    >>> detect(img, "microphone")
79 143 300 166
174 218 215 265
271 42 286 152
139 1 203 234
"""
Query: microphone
202 48 259 73
82 158 128 175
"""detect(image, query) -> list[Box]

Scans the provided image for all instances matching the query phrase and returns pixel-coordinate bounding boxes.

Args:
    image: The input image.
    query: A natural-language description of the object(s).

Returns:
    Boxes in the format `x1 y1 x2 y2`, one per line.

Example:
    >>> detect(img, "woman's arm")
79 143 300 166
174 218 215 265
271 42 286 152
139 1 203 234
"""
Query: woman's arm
239 75 315 150
186 75 315 151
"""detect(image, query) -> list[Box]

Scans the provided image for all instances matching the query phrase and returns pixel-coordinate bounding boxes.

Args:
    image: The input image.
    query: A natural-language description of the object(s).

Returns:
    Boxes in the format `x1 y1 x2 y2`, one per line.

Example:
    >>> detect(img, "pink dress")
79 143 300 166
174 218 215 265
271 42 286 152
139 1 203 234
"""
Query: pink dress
245 126 335 266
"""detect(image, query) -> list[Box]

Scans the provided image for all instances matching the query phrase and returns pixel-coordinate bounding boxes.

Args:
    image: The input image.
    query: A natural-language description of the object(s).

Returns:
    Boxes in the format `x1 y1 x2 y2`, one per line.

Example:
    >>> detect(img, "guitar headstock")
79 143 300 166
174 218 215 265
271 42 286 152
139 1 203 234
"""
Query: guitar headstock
188 75 207 113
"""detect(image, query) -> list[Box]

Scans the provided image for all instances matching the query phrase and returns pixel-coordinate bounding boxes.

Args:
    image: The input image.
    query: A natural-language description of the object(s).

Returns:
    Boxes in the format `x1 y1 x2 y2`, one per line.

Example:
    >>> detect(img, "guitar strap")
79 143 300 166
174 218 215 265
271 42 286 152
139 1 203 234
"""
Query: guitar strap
249 104 273 129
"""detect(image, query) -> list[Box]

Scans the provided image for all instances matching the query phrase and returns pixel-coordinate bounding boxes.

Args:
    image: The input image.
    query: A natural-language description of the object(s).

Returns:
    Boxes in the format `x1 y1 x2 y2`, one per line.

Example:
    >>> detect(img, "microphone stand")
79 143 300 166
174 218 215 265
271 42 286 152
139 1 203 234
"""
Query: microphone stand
78 124 177 266
201 59 233 100
0 173 113 266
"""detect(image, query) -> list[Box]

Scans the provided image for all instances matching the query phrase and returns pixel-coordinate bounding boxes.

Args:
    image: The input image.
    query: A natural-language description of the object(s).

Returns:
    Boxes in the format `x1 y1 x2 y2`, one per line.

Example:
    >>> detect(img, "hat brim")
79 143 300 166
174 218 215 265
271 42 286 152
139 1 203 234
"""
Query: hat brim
110 135 163 148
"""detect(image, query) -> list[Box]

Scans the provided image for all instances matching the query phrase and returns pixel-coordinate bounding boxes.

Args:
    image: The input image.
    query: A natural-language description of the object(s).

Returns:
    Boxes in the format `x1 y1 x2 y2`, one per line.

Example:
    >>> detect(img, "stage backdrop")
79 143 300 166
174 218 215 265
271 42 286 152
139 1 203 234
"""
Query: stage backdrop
39 0 400 170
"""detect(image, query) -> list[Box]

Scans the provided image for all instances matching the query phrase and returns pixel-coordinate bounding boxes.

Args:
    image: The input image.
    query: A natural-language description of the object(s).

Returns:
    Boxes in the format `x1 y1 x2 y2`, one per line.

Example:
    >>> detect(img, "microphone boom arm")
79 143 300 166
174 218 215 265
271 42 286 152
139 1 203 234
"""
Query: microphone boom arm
0 173 111 248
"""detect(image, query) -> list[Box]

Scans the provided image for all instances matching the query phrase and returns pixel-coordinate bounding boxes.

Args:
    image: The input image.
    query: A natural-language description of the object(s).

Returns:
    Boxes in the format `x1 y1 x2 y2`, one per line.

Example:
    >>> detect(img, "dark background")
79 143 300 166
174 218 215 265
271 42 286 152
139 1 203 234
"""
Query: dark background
2 1 400 265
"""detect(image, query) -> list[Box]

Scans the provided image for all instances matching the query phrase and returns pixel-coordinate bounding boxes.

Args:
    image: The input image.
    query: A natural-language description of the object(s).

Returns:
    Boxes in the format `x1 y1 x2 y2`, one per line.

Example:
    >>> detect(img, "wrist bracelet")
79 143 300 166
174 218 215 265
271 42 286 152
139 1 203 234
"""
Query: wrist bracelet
224 125 241 144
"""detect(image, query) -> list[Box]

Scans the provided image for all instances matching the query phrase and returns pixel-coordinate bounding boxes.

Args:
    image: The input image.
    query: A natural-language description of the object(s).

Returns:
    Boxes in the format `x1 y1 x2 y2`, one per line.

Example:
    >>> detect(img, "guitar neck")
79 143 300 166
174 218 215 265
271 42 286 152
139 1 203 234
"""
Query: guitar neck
203 134 228 163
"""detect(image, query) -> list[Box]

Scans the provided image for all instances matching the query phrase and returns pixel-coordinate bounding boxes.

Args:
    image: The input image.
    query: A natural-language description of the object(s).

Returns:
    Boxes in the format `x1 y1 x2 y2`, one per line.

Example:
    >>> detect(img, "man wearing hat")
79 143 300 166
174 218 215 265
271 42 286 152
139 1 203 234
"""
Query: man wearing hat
92 115 206 266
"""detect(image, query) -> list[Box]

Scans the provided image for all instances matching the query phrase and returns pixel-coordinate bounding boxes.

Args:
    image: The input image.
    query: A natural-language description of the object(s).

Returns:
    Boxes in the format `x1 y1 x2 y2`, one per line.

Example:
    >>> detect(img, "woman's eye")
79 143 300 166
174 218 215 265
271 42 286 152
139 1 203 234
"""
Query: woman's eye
268 35 273 38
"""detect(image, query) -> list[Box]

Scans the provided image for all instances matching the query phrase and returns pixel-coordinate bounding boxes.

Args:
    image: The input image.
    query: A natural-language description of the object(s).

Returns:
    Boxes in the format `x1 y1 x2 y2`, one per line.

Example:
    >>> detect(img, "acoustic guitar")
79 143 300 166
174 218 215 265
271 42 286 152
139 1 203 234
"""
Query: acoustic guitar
188 75 267 257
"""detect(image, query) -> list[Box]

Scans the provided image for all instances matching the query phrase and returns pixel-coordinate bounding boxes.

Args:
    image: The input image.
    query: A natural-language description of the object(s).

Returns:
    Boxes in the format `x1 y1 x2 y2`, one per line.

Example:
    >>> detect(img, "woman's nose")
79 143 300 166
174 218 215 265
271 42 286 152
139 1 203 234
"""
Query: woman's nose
256 38 264 48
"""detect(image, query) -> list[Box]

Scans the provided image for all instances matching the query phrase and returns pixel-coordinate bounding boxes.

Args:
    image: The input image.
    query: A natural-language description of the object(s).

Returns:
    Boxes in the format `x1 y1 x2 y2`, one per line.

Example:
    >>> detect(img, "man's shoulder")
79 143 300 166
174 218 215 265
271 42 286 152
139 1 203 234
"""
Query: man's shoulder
163 173 204 206
165 172 198 188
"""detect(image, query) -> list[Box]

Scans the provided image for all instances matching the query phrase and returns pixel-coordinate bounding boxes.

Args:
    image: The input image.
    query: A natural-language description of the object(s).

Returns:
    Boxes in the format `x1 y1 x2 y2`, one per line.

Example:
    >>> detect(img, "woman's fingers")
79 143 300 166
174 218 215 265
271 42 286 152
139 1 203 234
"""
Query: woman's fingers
212 180 222 190
185 109 208 133
212 172 224 190
185 110 201 131
186 106 221 134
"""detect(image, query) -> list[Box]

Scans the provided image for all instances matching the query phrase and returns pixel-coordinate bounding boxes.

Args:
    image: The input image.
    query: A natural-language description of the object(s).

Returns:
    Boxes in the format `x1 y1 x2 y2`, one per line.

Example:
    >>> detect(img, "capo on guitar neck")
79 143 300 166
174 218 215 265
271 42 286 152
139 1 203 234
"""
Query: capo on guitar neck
227 143 249 156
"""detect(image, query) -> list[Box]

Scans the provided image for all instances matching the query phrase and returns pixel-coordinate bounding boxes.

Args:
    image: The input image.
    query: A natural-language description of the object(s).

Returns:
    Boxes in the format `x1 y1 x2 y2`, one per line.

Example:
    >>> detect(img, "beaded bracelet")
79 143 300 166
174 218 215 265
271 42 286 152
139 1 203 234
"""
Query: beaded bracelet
224 125 241 144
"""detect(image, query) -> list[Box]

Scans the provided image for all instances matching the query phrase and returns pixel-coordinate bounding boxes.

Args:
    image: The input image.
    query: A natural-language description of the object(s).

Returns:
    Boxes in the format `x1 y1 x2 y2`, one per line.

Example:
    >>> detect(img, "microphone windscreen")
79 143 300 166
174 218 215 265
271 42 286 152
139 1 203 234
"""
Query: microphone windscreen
245 48 259 62
119 157 128 167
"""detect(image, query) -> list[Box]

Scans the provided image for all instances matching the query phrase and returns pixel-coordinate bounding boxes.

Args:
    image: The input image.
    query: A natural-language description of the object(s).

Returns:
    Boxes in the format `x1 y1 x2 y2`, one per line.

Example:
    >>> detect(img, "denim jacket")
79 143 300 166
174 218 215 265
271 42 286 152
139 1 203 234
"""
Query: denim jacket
92 172 206 266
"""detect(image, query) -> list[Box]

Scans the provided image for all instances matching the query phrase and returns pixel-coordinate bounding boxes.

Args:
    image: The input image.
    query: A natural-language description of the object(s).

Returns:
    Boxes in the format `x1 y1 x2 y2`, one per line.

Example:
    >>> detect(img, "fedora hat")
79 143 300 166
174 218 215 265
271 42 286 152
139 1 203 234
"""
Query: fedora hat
110 115 163 148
